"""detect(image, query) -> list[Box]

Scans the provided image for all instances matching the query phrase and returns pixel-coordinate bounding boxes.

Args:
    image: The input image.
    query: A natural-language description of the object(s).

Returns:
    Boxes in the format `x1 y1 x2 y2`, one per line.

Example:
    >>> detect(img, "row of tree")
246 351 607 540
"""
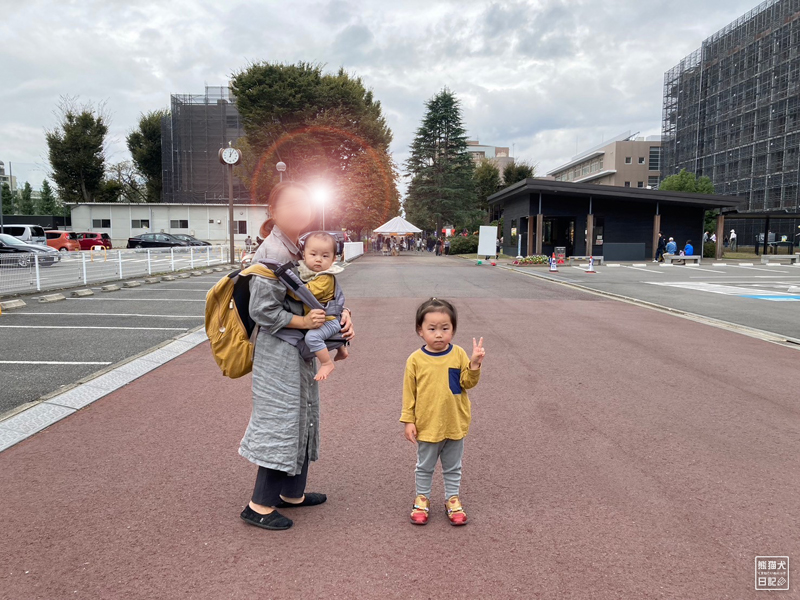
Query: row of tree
1 180 59 216
403 88 534 233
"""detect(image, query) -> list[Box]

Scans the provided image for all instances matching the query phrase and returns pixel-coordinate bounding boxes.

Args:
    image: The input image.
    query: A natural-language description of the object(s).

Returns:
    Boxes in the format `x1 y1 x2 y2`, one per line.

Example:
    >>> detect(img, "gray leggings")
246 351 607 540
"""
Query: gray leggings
415 438 465 499
304 319 342 354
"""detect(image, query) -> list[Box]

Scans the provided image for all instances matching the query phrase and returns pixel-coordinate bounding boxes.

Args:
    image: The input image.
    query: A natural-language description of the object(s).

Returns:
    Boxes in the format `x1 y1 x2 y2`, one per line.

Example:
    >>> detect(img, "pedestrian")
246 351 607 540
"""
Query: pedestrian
241 181 355 531
245 235 253 252
684 240 694 256
444 238 450 255
729 229 737 251
654 231 666 262
400 298 486 526
666 237 677 255
427 237 434 253
703 231 709 244
710 232 716 243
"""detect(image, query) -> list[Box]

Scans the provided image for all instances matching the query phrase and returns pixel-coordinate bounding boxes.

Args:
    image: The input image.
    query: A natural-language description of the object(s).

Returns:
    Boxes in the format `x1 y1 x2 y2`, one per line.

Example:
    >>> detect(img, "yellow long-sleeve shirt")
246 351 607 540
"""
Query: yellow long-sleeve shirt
400 344 481 443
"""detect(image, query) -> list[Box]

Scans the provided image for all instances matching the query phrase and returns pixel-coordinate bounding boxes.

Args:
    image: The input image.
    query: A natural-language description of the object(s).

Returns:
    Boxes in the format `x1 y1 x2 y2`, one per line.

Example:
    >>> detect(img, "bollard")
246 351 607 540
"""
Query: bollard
190 247 194 269
171 247 175 271
206 246 211 266
82 252 88 285
147 248 152 275
34 254 41 291
118 250 123 279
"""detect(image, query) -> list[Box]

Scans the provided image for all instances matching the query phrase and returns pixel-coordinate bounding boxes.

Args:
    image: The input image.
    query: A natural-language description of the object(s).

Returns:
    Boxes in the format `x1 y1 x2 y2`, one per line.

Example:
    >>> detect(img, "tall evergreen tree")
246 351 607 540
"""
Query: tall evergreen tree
127 110 168 202
19 182 35 215
46 98 109 203
38 180 59 215
1 182 17 215
502 159 536 186
404 88 477 232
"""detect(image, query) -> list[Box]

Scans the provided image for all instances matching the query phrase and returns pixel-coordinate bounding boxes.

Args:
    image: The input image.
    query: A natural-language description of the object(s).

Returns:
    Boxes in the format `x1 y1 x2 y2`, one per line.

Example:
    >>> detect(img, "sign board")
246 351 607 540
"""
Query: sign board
555 246 566 264
477 226 498 256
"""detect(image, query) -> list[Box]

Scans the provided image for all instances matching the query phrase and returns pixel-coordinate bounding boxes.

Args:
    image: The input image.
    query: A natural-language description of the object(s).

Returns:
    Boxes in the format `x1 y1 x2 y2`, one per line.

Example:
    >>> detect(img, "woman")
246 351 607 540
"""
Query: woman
239 181 355 531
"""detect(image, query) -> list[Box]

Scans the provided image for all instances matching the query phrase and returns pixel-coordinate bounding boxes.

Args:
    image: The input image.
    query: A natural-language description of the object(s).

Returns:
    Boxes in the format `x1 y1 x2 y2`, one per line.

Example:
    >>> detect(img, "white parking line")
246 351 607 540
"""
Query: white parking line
732 265 792 274
6 312 202 318
681 266 727 274
628 266 664 273
0 325 187 331
0 360 112 365
66 298 206 302
119 288 211 292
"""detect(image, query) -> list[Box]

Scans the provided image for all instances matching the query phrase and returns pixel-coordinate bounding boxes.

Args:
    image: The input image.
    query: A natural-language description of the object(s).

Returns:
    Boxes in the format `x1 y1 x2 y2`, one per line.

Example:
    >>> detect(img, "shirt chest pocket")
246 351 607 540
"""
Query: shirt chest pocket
448 368 462 394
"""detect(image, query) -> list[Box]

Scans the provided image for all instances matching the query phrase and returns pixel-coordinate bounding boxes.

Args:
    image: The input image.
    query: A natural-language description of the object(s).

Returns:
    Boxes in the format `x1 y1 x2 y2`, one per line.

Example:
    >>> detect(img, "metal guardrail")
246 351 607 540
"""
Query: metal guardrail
0 245 231 297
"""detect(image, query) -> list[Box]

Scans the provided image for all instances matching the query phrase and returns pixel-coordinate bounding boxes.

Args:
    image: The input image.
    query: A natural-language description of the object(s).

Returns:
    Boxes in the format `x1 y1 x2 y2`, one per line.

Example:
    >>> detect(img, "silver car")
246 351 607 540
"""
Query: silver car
1 224 47 245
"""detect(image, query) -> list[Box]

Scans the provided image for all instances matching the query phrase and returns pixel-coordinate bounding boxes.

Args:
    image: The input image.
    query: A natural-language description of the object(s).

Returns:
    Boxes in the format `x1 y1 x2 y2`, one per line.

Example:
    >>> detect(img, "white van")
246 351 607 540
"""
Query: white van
0 224 47 246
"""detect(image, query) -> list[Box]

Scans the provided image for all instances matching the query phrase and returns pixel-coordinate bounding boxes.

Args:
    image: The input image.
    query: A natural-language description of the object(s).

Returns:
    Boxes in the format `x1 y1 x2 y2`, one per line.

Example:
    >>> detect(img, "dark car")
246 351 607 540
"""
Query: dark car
0 233 60 267
127 233 190 249
171 234 211 246
76 232 113 250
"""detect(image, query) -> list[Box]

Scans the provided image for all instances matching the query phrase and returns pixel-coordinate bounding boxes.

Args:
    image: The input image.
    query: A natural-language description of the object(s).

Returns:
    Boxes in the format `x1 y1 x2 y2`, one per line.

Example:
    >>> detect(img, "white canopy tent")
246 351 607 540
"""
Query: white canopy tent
373 216 422 235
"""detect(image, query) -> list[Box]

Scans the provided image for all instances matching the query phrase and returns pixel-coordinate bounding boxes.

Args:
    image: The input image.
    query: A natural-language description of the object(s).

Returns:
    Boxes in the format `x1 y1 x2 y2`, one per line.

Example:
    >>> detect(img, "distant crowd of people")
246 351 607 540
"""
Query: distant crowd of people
371 234 452 256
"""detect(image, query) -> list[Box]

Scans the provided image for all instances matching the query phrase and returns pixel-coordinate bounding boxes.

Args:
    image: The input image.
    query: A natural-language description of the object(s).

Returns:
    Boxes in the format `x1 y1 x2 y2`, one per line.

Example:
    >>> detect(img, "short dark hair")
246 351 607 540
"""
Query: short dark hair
415 298 457 333
304 231 337 254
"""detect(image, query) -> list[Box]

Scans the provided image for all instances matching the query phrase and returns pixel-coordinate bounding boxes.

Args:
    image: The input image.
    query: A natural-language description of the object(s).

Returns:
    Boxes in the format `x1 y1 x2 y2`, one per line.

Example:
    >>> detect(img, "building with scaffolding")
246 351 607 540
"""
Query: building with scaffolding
662 0 800 219
161 86 249 204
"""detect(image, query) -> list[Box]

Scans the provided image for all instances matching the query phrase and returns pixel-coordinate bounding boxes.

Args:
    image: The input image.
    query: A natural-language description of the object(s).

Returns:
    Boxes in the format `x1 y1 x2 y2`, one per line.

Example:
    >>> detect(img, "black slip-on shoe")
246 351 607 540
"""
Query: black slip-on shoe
240 505 293 530
275 492 327 508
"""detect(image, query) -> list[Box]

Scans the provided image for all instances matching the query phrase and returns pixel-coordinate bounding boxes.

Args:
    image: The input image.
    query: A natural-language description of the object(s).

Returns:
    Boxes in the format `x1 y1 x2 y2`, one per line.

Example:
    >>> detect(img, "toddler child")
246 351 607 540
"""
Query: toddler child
400 298 485 526
297 232 348 381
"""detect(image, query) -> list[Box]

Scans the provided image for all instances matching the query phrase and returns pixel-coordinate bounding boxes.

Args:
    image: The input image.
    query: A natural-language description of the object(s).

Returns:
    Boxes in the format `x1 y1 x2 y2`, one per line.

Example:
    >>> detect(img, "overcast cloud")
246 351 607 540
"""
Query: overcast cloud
0 0 762 192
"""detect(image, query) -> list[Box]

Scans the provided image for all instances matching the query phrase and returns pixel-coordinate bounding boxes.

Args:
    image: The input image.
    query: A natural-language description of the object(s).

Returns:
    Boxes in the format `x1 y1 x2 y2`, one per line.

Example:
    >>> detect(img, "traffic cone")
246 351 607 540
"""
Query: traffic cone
586 256 596 274
549 253 558 272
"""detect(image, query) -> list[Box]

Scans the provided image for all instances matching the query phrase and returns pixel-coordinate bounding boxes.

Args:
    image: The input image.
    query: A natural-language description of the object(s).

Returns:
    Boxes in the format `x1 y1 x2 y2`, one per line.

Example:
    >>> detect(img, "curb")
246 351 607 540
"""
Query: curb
0 299 27 311
0 327 209 453
38 293 66 304
501 265 800 351
71 289 94 297
101 284 120 292
123 281 142 288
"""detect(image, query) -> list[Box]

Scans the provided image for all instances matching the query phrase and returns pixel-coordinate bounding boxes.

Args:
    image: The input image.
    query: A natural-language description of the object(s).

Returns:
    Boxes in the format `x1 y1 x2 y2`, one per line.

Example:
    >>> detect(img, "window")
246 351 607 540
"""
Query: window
170 219 189 229
131 219 150 229
235 220 248 234
649 147 661 171
638 157 645 164
625 157 632 164
648 176 659 188
637 181 644 188
624 181 631 187
92 219 111 228
208 219 214 224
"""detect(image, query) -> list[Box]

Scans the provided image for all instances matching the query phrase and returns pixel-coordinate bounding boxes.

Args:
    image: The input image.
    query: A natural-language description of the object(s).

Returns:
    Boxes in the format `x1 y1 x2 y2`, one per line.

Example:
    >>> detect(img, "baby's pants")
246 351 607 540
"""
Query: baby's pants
415 438 464 499
304 319 341 354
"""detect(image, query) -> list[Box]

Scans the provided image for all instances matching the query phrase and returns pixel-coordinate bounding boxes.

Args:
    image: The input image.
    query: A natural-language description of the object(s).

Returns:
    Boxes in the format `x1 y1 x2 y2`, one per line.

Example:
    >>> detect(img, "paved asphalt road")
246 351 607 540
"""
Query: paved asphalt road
1 254 798 598
0 273 213 415
515 260 800 340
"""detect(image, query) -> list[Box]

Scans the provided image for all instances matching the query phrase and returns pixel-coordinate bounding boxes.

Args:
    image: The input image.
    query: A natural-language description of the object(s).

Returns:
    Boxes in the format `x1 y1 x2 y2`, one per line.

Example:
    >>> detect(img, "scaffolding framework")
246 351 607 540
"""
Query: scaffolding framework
161 86 249 204
662 0 800 212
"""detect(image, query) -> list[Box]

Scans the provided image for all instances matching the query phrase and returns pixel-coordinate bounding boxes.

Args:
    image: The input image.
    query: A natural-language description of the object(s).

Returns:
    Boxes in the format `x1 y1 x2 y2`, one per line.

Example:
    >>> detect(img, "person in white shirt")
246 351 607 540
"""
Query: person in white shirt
729 229 737 251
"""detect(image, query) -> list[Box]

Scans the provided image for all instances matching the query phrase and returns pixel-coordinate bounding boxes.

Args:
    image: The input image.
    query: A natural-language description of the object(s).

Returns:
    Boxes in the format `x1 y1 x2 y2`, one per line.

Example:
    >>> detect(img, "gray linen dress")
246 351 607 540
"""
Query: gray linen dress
238 227 319 475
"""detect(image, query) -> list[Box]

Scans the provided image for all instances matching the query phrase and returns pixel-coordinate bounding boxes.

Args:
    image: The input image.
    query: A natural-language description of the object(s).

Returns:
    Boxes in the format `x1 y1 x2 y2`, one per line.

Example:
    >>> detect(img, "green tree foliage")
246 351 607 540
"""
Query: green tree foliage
127 110 168 202
659 168 714 194
46 98 108 203
328 151 401 239
37 180 59 215
474 159 501 212
404 88 478 232
501 159 536 186
19 182 35 215
1 182 17 215
231 62 398 232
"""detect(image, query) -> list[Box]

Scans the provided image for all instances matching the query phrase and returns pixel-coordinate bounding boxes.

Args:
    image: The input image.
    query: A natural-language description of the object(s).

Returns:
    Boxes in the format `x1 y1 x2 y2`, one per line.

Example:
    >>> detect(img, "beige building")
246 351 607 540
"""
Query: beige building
548 133 662 190
466 140 515 177
0 161 17 192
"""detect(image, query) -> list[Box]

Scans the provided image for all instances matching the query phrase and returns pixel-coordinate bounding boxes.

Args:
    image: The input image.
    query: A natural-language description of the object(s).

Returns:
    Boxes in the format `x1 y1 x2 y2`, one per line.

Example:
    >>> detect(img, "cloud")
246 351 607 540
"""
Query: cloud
0 0 763 193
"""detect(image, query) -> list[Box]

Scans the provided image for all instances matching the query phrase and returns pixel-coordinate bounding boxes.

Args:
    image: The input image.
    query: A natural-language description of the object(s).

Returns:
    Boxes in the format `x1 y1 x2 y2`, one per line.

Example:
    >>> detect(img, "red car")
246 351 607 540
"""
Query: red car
45 230 80 252
76 232 113 250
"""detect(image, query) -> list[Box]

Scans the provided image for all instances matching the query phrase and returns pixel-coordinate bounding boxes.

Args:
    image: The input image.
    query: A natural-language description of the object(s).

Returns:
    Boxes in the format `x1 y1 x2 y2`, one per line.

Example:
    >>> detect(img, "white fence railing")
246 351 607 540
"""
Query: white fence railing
343 242 365 262
0 246 231 297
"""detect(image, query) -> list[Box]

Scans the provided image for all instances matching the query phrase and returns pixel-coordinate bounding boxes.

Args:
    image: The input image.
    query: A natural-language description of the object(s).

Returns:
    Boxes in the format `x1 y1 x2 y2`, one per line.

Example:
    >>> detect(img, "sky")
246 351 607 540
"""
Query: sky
0 0 765 194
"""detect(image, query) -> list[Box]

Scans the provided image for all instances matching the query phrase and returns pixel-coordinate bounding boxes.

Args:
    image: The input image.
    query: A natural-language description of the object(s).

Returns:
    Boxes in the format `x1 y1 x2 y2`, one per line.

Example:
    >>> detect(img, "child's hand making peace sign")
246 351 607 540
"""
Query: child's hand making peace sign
469 337 485 370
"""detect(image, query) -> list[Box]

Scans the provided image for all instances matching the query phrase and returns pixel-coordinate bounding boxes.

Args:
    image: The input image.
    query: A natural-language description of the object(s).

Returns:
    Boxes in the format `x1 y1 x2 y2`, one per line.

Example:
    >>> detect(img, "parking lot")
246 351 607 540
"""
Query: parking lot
0 270 222 416
507 260 800 341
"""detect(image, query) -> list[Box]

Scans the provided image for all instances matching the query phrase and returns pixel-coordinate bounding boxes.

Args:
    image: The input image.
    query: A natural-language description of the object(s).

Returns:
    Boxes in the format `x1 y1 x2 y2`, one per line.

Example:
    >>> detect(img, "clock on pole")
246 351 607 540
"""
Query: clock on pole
219 142 242 263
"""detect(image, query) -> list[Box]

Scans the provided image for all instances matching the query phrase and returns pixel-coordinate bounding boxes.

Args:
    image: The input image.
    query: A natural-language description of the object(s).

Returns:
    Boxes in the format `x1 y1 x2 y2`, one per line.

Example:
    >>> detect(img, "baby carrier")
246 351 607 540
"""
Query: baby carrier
205 259 347 379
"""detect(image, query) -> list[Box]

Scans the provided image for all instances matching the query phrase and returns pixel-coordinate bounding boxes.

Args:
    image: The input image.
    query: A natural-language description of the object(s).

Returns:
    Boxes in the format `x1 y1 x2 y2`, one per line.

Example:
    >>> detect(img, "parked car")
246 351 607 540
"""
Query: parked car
171 234 212 246
76 232 113 250
45 230 80 252
0 224 47 245
0 233 60 267
127 233 190 249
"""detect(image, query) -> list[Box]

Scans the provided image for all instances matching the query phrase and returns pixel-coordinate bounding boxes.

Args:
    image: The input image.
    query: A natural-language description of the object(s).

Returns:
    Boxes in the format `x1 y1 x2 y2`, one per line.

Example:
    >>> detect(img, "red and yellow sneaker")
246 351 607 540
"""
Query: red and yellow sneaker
410 494 430 525
445 495 468 526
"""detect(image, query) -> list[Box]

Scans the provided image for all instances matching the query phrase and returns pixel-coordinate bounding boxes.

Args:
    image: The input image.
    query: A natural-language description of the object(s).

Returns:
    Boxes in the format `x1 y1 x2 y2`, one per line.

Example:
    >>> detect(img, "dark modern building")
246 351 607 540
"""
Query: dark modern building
489 179 740 260
662 0 800 216
161 86 249 204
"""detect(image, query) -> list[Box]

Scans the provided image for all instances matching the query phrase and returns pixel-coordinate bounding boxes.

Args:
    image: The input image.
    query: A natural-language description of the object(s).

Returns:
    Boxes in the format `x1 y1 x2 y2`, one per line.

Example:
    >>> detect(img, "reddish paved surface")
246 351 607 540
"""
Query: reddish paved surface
1 255 799 599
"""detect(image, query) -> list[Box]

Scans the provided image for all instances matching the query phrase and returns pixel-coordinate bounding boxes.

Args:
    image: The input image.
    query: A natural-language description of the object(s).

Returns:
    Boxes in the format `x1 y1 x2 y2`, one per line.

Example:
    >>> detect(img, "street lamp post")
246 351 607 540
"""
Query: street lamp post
276 161 286 183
